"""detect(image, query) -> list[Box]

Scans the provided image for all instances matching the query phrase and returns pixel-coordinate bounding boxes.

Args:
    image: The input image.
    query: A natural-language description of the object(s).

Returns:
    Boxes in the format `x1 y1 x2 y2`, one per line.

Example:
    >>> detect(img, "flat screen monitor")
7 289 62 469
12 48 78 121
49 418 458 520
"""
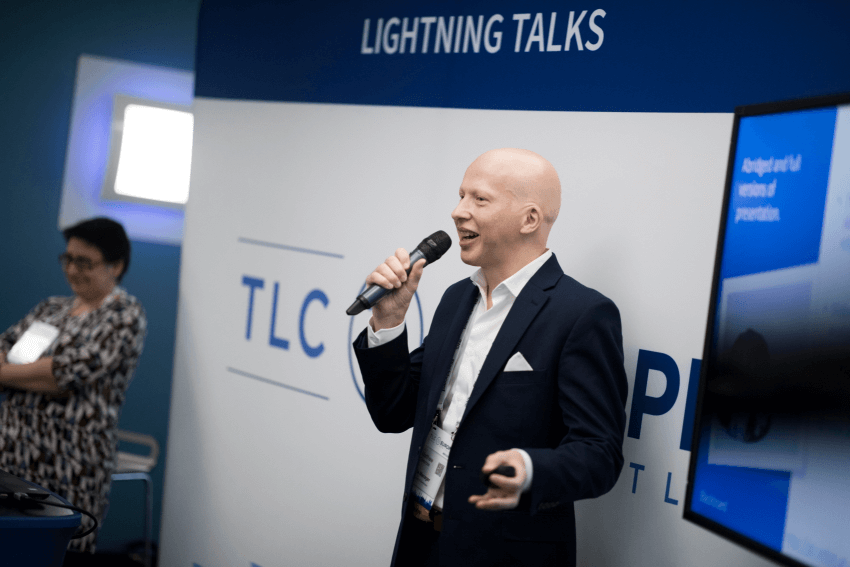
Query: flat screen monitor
685 93 850 567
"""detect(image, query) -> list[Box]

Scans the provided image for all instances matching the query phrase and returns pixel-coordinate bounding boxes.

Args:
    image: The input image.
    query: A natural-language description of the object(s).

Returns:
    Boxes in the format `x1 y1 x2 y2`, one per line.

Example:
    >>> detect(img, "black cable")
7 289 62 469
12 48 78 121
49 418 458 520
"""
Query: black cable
6 494 99 539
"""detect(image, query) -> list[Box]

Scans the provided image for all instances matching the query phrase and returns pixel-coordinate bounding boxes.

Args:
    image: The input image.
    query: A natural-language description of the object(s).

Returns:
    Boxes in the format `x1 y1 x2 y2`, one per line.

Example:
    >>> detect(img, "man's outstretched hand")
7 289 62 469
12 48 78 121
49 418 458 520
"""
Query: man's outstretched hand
468 449 527 511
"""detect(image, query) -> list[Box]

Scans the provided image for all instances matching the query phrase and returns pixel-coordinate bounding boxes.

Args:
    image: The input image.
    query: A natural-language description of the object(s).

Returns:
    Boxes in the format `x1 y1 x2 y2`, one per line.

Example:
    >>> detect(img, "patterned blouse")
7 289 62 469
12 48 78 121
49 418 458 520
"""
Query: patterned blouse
0 287 146 553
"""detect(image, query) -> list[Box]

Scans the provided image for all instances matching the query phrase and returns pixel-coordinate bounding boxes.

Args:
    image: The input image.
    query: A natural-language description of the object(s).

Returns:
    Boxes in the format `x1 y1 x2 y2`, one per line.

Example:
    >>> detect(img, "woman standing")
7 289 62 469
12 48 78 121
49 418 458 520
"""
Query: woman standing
0 217 146 556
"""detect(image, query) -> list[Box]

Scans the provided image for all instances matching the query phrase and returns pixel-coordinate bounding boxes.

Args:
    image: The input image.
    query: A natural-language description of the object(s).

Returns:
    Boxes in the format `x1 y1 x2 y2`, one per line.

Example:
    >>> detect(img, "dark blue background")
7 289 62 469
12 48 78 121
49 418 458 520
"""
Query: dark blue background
195 0 850 111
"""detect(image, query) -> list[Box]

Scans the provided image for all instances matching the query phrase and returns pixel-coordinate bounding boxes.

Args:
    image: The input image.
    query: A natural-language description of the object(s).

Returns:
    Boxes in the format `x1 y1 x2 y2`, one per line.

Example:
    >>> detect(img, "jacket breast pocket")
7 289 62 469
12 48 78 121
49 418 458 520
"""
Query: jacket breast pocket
496 370 548 385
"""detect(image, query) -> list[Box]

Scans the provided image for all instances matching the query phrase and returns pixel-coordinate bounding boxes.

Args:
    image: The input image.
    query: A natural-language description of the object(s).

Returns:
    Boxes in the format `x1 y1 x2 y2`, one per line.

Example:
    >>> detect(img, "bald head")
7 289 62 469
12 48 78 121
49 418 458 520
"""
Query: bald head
452 148 561 283
470 148 561 228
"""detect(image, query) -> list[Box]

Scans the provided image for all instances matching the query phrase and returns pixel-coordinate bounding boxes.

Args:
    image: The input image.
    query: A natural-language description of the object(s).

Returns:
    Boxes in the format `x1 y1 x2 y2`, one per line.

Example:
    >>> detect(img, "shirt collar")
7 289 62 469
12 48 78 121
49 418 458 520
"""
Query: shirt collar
470 249 553 299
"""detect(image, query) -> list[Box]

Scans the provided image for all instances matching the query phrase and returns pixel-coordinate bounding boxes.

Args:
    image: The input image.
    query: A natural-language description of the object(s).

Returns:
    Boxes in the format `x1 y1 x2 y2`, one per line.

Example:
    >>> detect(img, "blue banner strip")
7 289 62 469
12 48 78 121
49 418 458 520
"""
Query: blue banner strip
195 0 850 112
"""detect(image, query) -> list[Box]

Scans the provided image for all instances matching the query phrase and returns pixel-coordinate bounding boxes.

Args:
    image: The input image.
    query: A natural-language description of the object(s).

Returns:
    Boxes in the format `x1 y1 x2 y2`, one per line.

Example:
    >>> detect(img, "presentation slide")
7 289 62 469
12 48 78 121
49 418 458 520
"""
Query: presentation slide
718 106 849 357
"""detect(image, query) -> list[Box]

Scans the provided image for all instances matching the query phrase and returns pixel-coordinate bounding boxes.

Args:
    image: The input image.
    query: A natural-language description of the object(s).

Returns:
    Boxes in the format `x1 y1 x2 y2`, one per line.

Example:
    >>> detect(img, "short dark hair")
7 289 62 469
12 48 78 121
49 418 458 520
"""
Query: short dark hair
62 217 131 281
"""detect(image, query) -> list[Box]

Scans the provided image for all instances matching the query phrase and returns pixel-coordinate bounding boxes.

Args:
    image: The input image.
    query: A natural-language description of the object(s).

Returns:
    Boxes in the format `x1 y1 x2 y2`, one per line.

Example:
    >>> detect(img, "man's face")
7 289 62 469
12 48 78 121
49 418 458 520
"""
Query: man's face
451 158 523 270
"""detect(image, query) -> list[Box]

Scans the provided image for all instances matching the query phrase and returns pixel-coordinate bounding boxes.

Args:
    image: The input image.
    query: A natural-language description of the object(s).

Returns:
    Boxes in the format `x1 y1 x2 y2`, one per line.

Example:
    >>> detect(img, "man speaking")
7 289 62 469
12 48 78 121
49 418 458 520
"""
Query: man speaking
352 148 628 567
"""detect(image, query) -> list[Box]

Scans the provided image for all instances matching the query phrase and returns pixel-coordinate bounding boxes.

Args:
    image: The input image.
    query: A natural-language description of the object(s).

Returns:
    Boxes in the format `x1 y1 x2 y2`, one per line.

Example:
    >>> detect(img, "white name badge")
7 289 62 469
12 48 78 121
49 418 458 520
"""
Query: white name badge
7 322 60 365
412 424 452 511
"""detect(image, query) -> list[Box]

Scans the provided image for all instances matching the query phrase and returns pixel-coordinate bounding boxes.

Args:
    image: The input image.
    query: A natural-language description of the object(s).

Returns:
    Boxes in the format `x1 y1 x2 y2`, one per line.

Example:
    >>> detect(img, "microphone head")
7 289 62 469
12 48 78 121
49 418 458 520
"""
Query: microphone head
417 230 452 264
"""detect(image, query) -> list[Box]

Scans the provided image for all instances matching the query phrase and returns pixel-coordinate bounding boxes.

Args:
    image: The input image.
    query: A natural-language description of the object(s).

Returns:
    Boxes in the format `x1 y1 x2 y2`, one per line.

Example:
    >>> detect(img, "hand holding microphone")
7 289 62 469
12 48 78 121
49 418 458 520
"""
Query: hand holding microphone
347 231 452 330
364 249 425 331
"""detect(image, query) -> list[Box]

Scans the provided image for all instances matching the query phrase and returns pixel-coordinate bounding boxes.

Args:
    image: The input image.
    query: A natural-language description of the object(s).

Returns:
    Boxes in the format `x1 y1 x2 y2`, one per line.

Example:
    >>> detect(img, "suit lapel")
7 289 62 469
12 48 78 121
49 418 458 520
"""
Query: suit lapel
460 255 564 424
425 282 479 417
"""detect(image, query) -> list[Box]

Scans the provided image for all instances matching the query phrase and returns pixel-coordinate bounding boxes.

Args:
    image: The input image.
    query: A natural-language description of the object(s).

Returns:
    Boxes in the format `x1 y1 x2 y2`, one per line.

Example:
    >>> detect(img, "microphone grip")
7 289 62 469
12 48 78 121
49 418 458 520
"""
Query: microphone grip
346 248 427 316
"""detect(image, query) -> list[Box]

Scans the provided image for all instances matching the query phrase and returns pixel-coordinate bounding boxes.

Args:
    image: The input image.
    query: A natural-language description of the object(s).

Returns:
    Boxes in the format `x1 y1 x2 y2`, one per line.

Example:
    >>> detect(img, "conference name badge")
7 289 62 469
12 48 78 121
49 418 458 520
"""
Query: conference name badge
412 424 452 511
7 322 60 365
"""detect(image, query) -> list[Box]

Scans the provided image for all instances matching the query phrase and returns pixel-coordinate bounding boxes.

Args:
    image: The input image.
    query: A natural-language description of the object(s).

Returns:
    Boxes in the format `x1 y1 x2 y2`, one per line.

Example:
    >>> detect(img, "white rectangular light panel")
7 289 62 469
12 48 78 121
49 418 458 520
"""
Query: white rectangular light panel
60 55 195 244
115 103 194 204
101 94 194 208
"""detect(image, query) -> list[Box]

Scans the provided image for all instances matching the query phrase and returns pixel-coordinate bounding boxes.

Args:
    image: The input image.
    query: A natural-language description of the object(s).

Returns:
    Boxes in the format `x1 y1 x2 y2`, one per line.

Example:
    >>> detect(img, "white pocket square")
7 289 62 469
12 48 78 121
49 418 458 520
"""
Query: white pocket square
504 351 533 372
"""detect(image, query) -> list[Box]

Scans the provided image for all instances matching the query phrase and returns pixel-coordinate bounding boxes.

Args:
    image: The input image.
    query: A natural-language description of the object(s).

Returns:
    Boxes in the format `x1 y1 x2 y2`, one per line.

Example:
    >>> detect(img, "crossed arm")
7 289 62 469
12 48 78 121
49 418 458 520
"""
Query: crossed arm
0 352 60 393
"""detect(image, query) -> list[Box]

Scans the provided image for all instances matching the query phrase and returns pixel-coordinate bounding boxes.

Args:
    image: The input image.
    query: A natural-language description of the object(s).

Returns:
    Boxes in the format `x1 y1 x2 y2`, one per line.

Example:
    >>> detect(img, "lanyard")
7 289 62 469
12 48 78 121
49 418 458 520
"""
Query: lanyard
432 293 479 432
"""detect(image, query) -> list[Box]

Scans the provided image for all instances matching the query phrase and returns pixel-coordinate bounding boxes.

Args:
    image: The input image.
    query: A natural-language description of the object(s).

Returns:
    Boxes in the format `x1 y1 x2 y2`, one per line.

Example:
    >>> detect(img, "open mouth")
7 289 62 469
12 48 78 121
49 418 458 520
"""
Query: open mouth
459 230 479 242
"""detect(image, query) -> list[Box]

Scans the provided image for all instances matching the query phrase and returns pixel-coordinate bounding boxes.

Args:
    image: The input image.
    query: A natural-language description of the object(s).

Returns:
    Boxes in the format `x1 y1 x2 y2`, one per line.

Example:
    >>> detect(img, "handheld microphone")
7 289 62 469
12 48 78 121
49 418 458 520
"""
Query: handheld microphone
346 230 452 316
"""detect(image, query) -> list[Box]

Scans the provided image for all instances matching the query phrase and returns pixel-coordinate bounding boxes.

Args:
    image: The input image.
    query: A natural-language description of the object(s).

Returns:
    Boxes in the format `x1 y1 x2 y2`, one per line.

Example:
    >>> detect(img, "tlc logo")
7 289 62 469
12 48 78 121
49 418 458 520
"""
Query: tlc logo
241 276 329 358
626 349 702 505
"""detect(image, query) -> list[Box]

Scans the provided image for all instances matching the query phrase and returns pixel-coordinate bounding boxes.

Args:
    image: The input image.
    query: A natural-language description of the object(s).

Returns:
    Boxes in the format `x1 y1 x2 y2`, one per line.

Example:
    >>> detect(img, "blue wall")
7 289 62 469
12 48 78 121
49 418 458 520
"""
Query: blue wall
0 0 200 552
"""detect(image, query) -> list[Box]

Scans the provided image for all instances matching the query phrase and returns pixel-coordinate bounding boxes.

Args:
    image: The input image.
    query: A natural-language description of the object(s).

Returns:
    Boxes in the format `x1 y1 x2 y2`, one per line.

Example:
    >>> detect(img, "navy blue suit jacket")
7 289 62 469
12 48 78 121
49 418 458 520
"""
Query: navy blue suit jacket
354 254 628 566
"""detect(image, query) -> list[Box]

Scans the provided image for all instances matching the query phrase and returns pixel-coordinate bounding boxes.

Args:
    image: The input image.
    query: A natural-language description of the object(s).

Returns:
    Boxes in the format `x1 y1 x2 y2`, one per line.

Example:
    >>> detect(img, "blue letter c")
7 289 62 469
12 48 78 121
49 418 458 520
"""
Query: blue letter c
299 289 329 358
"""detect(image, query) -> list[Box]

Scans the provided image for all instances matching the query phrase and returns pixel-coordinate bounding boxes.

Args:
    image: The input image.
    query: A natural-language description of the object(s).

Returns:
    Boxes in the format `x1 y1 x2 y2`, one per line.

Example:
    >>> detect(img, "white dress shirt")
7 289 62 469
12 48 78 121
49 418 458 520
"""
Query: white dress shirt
368 250 553 508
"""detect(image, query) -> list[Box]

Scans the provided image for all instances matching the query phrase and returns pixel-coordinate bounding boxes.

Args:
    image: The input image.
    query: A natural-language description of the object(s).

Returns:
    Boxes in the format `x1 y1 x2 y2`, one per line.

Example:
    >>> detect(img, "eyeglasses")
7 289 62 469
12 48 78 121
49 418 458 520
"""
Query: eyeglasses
58 253 105 271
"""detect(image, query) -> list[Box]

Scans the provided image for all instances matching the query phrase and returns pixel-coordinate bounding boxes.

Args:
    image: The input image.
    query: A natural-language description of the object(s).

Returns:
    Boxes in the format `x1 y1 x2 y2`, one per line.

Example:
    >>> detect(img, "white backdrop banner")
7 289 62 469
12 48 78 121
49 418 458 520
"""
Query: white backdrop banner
162 102 774 567
160 1 850 566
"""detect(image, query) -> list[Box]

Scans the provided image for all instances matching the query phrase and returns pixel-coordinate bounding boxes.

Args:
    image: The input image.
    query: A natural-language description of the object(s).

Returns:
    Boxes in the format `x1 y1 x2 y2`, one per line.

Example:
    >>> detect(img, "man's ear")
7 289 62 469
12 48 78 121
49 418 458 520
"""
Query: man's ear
519 204 541 235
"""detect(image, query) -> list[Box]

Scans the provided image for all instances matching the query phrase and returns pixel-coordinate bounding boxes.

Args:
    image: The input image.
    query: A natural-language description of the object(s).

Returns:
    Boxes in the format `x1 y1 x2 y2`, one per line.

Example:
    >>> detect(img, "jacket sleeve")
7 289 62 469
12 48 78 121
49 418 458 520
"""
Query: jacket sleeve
353 325 425 434
523 297 629 512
